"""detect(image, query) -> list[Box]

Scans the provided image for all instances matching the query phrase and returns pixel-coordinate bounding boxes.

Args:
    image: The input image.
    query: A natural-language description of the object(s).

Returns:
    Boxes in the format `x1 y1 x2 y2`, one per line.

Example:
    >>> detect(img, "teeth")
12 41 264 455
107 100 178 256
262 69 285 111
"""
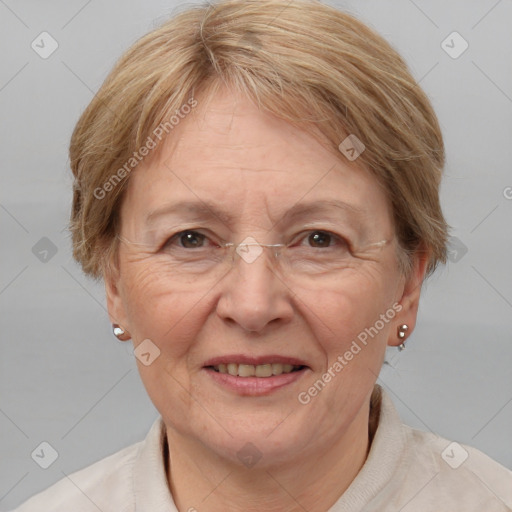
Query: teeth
255 364 272 377
213 363 302 377
238 364 255 377
271 363 283 375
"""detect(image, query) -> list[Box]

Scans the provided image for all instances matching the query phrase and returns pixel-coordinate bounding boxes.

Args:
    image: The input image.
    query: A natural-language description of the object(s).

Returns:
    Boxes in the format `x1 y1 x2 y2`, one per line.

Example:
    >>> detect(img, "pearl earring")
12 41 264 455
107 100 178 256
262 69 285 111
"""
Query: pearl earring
112 324 131 342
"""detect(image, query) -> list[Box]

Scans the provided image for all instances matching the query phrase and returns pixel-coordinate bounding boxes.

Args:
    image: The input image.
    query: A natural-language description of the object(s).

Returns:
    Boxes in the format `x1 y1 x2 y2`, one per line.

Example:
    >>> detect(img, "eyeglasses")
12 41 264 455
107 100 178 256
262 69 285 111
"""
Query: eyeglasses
116 230 392 288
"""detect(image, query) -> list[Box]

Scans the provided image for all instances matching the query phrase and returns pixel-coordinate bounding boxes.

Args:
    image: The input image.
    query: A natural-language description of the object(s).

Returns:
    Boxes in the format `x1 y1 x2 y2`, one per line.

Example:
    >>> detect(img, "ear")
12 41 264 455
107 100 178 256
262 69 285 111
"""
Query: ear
103 262 132 340
388 247 430 348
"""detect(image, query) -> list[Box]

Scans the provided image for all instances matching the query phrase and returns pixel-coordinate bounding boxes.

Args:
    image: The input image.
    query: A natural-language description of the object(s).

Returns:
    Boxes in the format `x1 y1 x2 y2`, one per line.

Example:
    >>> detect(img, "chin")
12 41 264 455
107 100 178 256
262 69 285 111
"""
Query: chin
193 407 314 468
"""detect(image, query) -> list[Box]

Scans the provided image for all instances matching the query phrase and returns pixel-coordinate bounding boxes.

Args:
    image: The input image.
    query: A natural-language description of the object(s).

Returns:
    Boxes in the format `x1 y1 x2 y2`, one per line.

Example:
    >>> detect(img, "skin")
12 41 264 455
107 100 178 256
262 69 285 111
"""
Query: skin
105 85 428 512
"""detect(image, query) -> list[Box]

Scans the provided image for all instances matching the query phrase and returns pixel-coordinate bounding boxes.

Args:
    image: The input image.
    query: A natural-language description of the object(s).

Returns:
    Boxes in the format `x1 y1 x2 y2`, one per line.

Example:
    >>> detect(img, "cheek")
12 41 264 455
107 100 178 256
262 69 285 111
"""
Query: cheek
120 262 209 415
300 265 398 360
120 261 206 358
296 270 397 417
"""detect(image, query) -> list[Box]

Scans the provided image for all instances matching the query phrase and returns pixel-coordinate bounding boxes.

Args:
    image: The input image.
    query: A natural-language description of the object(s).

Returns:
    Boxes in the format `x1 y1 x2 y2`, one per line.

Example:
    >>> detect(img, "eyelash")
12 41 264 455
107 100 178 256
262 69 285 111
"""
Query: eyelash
161 229 349 251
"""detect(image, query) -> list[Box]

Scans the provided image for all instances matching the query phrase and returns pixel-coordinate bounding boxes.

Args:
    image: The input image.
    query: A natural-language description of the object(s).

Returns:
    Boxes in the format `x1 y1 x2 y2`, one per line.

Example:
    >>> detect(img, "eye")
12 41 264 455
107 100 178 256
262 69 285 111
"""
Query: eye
307 231 332 248
163 230 209 250
300 230 348 249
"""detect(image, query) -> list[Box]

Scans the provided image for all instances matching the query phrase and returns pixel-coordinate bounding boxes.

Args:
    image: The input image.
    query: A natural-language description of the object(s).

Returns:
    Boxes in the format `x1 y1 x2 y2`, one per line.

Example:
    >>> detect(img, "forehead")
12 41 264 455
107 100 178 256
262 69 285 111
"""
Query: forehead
121 87 392 230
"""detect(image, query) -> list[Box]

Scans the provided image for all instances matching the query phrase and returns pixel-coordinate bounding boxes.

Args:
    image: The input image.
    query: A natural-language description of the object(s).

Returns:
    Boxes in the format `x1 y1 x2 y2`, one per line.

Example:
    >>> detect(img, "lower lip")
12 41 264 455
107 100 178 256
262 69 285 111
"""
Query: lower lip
204 367 308 396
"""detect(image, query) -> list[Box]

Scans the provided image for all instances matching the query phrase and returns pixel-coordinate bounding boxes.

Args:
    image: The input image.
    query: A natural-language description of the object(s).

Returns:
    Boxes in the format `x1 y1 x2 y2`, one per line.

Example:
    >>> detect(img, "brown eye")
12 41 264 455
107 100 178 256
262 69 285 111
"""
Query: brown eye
178 231 206 248
308 231 332 248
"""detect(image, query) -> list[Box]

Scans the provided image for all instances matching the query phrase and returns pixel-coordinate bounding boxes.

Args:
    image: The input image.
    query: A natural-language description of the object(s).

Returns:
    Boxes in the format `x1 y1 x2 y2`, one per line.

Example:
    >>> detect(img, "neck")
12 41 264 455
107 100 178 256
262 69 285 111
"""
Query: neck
165 398 376 512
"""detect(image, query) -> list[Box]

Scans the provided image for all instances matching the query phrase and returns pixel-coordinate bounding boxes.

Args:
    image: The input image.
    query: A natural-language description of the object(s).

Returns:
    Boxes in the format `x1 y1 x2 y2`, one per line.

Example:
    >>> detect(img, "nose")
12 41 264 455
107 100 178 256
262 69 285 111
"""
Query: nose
215 244 294 333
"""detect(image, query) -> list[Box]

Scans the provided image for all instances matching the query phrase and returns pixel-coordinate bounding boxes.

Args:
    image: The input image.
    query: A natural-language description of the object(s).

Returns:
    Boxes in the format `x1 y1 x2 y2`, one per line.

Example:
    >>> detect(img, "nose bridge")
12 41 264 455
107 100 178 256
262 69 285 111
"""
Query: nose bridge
229 240 285 291
216 239 292 332
231 239 283 267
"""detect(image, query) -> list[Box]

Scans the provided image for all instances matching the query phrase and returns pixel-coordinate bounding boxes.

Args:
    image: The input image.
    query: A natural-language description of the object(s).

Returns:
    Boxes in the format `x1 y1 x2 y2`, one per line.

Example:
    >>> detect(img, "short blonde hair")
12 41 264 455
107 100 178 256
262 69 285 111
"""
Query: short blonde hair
69 0 448 280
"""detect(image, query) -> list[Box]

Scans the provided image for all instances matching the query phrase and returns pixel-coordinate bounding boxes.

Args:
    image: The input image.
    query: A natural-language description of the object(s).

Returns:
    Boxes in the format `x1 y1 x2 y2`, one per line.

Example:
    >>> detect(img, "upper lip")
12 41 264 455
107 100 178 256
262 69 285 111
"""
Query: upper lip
203 354 310 367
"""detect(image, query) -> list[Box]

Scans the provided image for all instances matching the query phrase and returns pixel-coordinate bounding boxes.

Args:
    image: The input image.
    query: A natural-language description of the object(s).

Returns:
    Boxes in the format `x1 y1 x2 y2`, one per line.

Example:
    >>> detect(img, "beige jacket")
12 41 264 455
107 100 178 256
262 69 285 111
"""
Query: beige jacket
13 386 512 511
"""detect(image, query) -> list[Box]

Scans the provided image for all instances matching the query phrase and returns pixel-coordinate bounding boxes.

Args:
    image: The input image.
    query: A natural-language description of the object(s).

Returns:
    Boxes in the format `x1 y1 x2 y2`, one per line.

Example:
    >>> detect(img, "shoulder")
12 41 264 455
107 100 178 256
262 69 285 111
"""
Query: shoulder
398 425 512 511
12 441 142 512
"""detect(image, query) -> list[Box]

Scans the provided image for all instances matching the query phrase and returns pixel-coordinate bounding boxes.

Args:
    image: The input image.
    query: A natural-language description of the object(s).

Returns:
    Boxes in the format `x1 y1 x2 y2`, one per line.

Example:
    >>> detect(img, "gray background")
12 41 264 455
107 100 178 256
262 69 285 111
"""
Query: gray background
1 0 511 509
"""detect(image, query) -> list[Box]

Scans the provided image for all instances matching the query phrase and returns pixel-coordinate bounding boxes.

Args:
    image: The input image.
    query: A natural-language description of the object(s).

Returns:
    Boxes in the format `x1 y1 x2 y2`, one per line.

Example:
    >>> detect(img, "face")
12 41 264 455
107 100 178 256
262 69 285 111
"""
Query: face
106 85 425 468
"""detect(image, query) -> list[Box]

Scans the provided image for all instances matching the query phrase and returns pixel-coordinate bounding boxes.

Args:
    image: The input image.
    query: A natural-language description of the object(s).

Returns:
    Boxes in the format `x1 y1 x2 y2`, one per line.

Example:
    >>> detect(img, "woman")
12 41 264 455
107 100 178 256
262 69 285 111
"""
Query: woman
13 0 512 510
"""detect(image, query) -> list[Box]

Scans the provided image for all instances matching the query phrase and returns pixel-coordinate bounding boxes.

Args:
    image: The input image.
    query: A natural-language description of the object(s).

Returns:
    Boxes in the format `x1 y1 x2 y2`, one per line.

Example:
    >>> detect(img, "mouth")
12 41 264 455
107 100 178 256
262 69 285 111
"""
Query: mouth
208 363 305 377
202 356 310 396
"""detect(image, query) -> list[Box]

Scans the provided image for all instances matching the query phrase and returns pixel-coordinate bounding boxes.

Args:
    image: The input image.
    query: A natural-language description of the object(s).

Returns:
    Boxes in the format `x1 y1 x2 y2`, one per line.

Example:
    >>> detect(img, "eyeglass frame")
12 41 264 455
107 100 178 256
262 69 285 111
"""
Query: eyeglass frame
116 233 392 274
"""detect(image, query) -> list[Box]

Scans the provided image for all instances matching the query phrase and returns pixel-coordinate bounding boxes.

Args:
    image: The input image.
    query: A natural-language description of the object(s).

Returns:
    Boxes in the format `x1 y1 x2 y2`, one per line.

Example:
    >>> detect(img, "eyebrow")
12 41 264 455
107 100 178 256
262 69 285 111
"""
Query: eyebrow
145 198 367 227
